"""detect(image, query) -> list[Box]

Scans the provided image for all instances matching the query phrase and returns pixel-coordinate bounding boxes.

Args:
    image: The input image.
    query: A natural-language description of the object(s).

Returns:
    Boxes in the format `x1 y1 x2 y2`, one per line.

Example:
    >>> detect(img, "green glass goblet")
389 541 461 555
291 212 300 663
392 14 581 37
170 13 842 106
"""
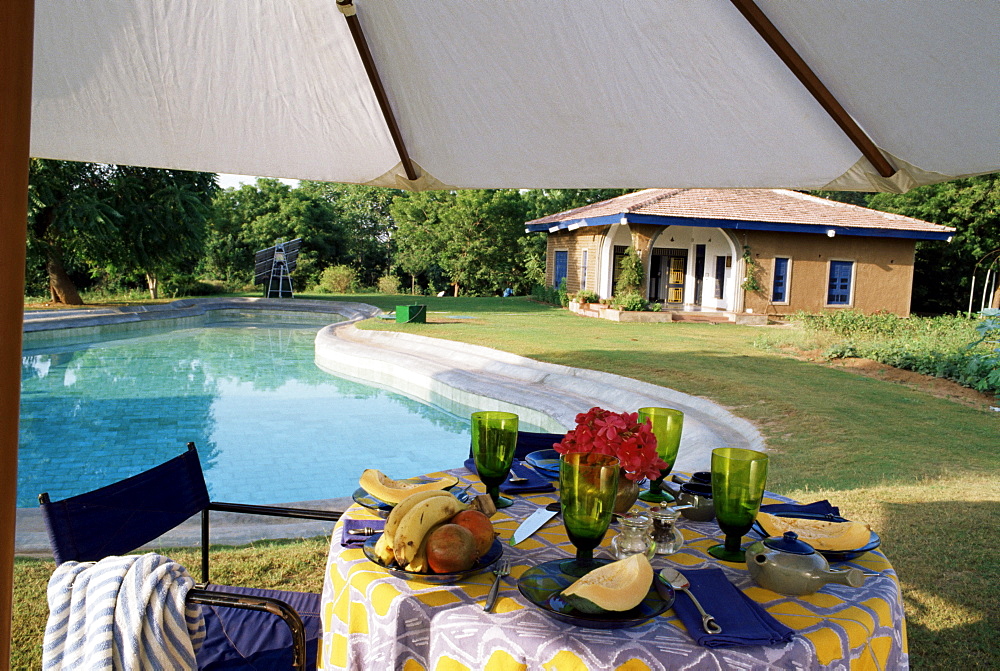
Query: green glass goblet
559 451 620 577
471 411 519 509
707 447 769 563
637 407 684 504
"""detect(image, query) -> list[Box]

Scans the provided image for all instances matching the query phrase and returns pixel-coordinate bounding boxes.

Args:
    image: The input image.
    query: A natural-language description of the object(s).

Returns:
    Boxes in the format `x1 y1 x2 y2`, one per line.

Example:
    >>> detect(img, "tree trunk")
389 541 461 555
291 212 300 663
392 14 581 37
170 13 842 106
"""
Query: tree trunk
453 283 459 297
46 249 83 305
146 273 158 300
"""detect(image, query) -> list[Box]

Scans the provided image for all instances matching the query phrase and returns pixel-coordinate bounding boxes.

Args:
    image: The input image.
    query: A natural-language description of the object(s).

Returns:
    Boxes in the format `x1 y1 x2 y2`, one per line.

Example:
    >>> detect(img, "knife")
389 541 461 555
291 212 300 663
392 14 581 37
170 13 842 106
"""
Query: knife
510 502 560 545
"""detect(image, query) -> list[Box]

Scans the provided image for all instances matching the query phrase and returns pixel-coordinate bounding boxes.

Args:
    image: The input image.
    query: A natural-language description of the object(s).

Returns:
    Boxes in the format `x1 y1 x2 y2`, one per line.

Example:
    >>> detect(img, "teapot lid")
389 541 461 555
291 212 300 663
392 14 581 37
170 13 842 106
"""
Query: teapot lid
763 531 815 555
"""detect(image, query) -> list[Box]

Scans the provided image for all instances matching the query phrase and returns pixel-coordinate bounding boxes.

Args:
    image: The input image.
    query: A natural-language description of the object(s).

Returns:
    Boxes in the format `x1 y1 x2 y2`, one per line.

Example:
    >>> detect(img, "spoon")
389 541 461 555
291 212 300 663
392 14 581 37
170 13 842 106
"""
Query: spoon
660 567 722 634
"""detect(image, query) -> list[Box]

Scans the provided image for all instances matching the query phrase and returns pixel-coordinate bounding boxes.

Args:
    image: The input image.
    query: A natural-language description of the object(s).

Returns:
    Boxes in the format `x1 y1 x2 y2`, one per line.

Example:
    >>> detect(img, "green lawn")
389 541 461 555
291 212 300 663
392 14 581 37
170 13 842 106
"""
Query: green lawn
13 294 999 668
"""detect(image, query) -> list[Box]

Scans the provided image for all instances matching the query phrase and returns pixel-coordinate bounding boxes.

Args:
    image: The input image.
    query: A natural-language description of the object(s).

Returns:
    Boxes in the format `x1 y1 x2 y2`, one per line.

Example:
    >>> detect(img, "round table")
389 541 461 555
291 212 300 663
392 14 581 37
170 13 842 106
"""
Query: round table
318 469 907 670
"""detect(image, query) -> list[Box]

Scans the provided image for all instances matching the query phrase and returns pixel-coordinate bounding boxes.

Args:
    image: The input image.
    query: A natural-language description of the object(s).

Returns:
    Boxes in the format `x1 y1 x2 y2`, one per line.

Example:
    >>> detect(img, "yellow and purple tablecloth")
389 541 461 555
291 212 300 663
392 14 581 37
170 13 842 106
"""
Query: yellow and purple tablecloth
319 469 907 670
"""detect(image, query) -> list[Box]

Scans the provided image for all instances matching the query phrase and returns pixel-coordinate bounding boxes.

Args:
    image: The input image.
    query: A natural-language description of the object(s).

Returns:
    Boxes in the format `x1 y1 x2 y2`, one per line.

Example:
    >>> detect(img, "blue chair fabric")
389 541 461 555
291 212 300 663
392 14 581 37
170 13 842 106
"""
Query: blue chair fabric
39 443 330 671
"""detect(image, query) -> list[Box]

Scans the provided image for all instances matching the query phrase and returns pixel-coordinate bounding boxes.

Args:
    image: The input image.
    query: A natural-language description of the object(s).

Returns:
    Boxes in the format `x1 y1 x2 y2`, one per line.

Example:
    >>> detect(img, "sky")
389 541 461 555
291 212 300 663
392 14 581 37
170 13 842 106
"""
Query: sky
216 173 299 190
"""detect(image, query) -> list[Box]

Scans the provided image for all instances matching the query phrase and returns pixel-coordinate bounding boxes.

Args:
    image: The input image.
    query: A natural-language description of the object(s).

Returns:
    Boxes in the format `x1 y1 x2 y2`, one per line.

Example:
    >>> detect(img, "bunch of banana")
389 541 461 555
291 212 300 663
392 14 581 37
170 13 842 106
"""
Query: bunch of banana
373 489 470 571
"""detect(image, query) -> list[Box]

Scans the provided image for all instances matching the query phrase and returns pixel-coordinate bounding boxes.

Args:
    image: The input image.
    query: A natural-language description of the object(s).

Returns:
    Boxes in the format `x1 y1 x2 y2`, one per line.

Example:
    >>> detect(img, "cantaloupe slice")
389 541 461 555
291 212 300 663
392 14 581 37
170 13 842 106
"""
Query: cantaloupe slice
561 554 653 614
757 512 871 551
359 469 459 505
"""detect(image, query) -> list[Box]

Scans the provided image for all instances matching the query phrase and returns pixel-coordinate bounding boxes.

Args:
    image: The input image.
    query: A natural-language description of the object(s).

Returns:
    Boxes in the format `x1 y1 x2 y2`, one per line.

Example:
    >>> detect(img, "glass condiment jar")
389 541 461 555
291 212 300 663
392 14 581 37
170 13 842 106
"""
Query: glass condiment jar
611 511 657 560
649 506 685 555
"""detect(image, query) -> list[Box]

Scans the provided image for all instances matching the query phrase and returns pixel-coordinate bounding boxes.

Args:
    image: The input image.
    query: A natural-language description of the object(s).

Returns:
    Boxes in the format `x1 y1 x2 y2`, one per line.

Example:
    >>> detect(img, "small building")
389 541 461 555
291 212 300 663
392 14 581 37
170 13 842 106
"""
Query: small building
525 189 953 317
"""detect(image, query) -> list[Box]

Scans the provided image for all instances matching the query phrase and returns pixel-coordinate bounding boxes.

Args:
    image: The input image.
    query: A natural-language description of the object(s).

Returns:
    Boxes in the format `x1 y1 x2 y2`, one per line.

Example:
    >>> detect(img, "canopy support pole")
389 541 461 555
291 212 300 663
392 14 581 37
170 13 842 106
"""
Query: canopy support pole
0 0 34 664
729 0 896 178
337 0 420 182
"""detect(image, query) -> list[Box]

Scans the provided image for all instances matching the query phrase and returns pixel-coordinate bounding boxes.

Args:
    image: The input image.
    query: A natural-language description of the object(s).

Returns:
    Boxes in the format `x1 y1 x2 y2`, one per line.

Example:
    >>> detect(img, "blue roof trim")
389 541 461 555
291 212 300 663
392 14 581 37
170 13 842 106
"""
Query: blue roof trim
525 212 624 233
622 213 952 241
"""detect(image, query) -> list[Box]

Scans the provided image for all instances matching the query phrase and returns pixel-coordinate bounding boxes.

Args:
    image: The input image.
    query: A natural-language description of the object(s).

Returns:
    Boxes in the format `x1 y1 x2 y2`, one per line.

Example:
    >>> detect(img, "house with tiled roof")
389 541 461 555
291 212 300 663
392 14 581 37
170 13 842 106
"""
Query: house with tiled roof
525 189 954 318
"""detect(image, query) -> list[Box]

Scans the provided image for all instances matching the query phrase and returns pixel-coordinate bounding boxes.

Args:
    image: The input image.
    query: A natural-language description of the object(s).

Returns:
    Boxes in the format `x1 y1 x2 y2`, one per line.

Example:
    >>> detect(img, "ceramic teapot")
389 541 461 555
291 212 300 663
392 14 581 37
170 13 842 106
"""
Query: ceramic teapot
746 531 865 595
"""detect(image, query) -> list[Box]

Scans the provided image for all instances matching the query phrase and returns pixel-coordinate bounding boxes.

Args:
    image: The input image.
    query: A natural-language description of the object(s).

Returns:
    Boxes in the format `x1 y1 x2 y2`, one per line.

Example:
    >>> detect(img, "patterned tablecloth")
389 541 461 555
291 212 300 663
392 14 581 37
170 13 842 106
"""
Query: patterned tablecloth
319 469 907 670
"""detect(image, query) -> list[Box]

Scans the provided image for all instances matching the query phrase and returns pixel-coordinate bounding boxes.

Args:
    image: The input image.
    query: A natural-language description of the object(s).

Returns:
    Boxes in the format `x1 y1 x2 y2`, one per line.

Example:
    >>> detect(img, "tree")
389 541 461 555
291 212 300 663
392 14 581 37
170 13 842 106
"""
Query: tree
867 174 1000 314
27 160 116 304
298 182 401 286
204 179 347 290
103 167 218 298
391 190 529 296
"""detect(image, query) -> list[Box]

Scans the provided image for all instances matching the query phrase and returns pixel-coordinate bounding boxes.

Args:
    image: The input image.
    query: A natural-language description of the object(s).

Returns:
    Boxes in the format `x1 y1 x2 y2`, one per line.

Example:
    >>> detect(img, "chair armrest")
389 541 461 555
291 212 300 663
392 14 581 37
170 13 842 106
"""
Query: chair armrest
188 587 308 671
207 501 342 522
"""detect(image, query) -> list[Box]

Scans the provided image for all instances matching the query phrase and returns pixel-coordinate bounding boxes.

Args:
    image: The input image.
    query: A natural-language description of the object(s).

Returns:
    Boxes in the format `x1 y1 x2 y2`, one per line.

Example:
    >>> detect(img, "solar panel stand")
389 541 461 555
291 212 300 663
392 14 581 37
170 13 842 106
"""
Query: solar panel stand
255 239 301 299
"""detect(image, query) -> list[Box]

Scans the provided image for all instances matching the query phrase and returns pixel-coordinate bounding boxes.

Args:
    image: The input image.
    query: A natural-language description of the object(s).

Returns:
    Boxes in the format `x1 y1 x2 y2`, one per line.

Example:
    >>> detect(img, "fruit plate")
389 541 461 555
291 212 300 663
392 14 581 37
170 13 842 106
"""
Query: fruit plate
524 450 560 479
352 483 471 517
362 534 503 585
516 559 674 629
750 512 881 562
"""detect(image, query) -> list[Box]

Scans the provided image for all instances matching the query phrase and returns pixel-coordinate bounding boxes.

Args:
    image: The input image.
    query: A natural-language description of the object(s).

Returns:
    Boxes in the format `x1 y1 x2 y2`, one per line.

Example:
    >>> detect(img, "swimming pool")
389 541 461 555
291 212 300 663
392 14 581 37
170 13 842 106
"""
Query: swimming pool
18 317 484 507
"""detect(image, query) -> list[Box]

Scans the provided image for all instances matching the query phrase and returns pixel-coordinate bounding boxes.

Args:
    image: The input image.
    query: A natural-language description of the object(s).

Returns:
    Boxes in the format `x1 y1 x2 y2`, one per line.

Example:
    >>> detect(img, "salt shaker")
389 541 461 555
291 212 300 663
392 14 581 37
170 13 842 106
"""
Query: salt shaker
649 506 685 555
611 511 657 560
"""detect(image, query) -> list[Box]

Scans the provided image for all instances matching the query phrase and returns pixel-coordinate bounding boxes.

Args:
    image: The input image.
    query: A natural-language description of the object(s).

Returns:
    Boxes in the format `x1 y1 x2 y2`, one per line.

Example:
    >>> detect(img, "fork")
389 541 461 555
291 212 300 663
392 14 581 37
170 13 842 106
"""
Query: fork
484 558 510 612
507 461 529 484
349 527 379 536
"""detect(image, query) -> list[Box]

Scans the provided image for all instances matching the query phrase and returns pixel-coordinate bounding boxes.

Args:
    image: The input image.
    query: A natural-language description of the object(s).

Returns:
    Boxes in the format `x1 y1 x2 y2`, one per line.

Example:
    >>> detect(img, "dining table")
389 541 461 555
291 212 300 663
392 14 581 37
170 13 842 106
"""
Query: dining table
318 467 907 670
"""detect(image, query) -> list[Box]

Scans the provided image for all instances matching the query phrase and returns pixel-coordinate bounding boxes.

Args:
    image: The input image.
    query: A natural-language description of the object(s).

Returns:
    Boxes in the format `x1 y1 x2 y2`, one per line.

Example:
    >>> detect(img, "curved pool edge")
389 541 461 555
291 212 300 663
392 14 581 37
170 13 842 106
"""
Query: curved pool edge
315 322 766 475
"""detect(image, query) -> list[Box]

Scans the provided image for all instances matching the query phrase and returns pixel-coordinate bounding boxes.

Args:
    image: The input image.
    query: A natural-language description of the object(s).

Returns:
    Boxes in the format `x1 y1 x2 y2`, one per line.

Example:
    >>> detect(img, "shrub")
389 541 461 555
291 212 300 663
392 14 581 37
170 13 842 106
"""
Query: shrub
319 265 356 294
575 289 600 304
377 274 401 294
612 291 647 312
615 247 644 295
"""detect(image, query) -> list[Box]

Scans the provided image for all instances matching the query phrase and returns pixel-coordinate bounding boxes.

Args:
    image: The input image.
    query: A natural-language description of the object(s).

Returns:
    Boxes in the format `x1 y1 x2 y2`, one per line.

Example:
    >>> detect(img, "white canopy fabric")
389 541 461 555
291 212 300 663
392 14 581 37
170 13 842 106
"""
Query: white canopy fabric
29 0 1000 193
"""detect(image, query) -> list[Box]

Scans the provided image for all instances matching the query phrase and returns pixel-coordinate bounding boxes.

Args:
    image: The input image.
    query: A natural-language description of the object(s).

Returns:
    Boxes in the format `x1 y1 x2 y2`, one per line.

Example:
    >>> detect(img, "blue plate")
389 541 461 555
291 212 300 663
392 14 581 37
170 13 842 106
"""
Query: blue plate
352 482 470 517
525 450 560 478
363 535 503 585
751 512 881 562
517 559 674 629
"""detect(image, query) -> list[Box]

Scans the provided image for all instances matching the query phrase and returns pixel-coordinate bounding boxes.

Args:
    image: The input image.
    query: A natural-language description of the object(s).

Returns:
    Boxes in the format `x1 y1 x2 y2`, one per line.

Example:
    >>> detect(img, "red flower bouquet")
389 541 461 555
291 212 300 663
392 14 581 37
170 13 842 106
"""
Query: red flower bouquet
553 407 667 482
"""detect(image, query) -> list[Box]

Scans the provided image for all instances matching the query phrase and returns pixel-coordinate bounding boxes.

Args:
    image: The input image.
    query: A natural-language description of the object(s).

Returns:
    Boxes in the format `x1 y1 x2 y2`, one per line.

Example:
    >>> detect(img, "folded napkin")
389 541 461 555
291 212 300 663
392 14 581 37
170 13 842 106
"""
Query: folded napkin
463 458 556 493
671 568 795 648
759 500 840 517
340 518 386 548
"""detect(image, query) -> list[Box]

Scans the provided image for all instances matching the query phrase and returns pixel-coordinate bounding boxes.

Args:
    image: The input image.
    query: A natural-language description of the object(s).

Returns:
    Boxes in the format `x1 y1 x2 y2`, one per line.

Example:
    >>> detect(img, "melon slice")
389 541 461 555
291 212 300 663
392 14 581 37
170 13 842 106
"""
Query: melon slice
359 469 459 505
561 554 653 614
756 512 871 551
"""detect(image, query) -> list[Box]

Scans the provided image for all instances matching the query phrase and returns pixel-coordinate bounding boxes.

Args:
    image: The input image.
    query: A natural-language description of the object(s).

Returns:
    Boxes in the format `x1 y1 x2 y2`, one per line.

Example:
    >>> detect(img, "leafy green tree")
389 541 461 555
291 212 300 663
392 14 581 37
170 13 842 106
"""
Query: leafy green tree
868 174 1000 314
391 190 529 296
299 182 401 286
204 179 347 290
28 160 116 304
103 167 218 298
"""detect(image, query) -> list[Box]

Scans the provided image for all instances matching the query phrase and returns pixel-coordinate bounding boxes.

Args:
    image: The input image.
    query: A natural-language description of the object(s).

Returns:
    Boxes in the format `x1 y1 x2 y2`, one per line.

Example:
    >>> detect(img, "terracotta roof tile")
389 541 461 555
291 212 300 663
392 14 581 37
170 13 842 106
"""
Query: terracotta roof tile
527 188 953 234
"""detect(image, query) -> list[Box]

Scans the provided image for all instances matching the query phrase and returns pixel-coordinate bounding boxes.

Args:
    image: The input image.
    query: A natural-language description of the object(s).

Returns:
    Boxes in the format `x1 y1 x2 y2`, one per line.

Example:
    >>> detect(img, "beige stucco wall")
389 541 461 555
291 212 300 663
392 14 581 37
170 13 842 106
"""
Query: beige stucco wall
739 231 916 316
545 228 607 294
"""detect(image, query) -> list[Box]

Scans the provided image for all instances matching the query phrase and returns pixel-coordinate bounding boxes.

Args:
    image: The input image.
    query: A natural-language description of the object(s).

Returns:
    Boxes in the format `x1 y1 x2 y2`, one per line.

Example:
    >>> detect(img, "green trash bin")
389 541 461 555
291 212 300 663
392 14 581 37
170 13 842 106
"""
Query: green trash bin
396 304 427 324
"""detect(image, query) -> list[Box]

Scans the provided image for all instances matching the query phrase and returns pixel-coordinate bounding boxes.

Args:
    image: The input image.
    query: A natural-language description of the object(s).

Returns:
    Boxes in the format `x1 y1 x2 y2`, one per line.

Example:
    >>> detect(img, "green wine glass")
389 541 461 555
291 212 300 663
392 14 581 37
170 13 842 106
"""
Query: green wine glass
638 407 684 503
559 451 620 577
707 447 769 563
471 411 519 509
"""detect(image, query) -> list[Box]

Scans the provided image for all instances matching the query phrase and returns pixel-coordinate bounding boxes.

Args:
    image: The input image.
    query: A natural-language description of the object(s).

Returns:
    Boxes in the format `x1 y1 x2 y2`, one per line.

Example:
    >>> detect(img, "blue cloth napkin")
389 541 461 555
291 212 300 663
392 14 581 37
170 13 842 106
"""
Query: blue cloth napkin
340 518 386 548
463 458 556 493
759 500 841 518
671 568 795 648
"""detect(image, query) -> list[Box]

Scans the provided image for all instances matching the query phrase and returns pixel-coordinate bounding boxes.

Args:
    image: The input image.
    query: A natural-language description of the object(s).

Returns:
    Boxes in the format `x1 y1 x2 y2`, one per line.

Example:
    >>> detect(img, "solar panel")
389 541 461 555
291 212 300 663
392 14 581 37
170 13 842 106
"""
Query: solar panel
253 239 301 297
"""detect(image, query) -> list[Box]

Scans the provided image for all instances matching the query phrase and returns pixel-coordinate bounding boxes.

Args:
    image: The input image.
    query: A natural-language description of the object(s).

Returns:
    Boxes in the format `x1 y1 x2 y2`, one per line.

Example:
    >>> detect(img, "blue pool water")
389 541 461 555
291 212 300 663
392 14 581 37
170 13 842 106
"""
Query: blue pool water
18 318 478 507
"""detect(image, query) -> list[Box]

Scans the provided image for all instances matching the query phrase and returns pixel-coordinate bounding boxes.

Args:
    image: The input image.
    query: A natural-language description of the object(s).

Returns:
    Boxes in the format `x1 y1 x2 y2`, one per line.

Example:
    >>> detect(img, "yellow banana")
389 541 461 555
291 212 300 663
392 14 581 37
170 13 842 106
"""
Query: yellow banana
383 489 454 547
393 494 469 567
373 531 395 565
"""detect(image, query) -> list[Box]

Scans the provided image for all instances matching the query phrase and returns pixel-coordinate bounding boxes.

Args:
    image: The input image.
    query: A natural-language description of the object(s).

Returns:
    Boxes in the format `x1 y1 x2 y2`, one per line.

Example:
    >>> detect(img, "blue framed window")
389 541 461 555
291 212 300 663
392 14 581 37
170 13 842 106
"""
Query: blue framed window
581 250 589 290
554 250 568 288
772 257 789 303
827 260 853 305
714 256 726 299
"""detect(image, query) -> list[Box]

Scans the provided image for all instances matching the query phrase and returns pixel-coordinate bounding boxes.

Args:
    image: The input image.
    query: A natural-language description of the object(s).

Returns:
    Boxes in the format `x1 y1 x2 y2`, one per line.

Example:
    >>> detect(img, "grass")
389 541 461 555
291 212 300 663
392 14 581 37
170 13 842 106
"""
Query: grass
13 294 999 668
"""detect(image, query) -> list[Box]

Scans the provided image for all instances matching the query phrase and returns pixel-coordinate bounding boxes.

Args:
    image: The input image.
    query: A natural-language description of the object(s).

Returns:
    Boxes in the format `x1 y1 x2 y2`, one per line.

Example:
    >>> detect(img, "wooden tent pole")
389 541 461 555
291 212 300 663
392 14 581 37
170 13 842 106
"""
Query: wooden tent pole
729 0 896 178
0 1 34 666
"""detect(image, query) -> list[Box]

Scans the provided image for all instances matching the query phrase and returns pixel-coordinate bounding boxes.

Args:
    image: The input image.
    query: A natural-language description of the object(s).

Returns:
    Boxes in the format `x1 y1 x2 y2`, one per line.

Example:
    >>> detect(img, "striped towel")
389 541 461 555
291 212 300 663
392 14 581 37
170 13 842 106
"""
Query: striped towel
43 553 206 670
